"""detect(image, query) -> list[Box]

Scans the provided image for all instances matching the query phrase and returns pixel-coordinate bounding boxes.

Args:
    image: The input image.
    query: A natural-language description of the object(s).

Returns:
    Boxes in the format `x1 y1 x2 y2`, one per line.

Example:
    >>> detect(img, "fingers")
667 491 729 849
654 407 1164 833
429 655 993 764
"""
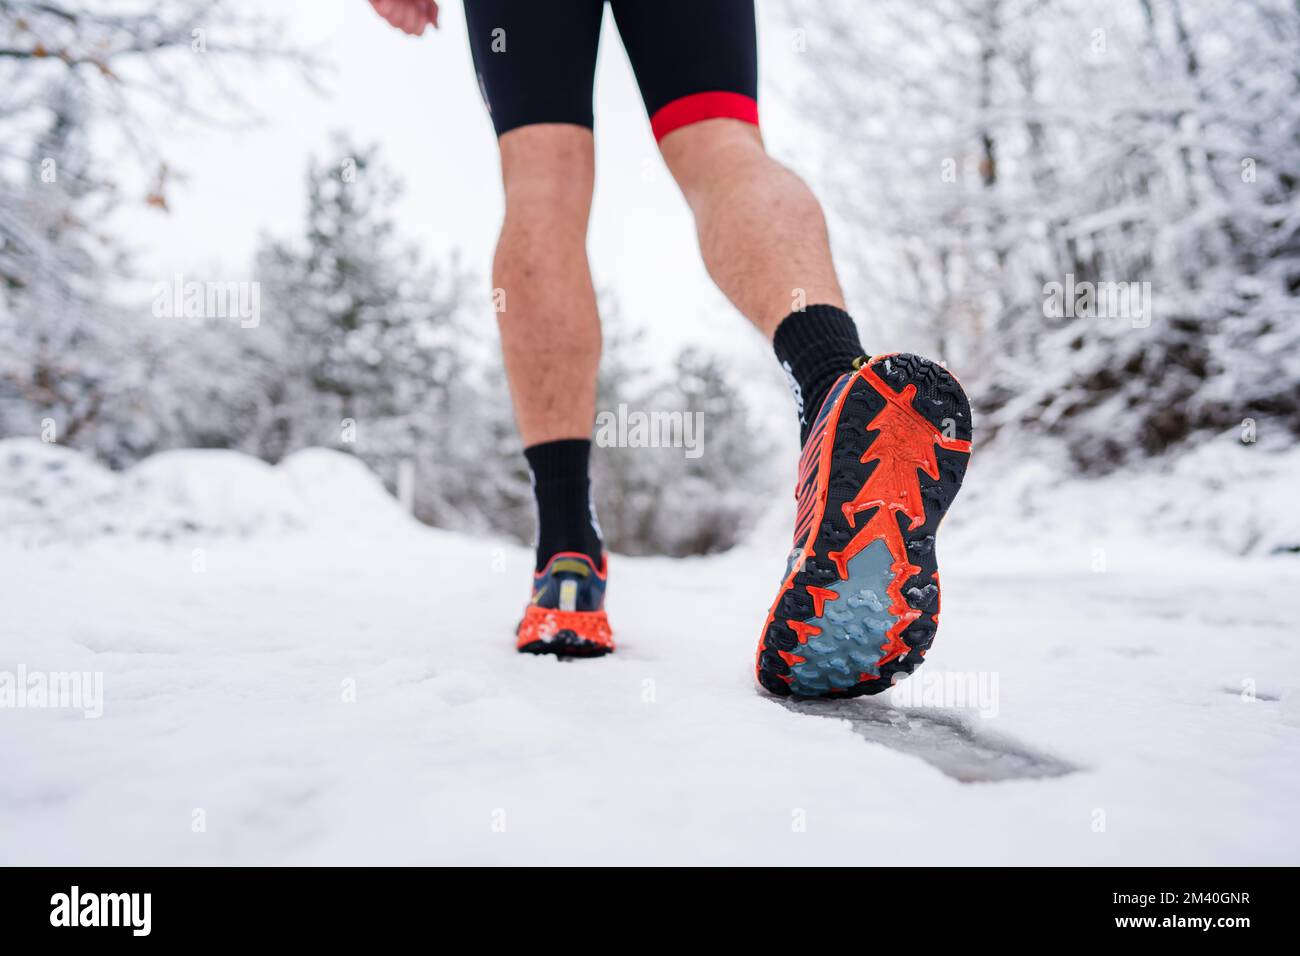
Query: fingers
371 0 401 25
369 0 407 35
419 0 440 32
368 0 438 36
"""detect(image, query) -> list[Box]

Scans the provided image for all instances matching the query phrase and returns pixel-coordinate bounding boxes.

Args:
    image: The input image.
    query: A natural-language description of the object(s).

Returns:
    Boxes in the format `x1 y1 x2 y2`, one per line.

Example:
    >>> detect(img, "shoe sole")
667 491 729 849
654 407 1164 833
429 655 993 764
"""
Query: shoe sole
517 608 614 658
756 354 973 699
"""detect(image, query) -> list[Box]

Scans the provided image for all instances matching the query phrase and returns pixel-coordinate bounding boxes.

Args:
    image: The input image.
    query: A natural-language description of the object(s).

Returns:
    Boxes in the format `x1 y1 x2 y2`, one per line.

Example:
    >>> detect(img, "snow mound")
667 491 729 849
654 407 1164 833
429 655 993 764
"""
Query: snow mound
124 450 307 539
0 440 411 545
1153 432 1300 556
0 439 122 541
279 447 410 531
949 429 1300 559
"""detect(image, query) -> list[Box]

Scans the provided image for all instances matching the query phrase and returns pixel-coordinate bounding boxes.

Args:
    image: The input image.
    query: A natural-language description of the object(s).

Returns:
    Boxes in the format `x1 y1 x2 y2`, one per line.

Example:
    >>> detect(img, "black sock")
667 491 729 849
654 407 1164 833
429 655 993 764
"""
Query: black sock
524 438 604 572
772 304 865 445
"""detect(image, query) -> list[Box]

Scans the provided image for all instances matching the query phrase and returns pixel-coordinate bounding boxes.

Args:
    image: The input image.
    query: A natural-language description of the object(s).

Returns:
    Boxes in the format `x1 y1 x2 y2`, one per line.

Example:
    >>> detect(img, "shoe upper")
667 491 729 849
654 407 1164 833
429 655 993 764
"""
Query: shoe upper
792 368 857 552
530 552 607 614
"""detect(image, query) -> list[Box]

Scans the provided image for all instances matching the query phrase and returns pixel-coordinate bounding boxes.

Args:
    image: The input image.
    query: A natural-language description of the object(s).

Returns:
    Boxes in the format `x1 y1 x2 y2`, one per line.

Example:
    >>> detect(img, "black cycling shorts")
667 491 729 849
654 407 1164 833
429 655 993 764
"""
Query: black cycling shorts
463 0 758 142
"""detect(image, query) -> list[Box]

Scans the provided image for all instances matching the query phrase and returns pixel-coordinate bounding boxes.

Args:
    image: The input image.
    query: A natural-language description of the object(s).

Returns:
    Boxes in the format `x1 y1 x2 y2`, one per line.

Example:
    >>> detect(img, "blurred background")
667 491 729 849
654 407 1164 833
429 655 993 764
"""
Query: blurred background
3 0 1299 870
2 0 1298 556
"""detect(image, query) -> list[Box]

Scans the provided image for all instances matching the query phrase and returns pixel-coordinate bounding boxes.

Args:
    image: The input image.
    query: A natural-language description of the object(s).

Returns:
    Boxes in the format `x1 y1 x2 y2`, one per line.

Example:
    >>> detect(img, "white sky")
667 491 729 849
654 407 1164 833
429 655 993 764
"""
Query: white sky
114 0 823 381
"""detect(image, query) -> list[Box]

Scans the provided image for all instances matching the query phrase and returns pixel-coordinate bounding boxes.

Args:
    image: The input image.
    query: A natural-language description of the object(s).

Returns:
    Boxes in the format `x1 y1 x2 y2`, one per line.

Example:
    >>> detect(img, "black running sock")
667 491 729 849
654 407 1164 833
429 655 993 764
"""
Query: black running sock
524 438 604 572
773 304 866 445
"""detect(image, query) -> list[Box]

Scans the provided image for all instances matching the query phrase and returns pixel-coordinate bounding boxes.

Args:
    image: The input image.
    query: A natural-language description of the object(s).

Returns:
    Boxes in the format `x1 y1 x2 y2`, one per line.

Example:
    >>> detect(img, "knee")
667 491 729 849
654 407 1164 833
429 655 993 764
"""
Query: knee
659 118 769 201
499 124 595 235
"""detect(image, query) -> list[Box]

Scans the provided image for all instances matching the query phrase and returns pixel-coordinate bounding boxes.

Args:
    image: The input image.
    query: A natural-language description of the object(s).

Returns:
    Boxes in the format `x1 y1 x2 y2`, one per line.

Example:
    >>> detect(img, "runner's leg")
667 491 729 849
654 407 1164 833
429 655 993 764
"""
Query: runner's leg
465 0 606 446
494 125 601 445
611 0 859 439
465 1 607 570
660 121 846 338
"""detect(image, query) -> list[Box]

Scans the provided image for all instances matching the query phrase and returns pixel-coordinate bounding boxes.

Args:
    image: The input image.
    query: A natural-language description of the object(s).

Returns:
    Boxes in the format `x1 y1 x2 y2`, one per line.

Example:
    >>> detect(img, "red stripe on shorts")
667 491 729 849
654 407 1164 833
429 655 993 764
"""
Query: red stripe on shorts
650 91 759 142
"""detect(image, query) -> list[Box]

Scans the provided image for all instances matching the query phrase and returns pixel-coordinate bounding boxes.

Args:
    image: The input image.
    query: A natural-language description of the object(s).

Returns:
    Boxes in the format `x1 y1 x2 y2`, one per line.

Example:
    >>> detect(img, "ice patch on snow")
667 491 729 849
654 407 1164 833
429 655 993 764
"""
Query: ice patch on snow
778 697 1079 783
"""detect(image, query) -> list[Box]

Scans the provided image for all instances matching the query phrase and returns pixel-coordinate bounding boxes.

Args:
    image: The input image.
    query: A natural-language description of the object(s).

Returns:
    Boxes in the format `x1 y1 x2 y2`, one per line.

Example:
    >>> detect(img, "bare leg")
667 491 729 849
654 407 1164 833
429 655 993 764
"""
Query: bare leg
493 124 601 446
659 119 846 338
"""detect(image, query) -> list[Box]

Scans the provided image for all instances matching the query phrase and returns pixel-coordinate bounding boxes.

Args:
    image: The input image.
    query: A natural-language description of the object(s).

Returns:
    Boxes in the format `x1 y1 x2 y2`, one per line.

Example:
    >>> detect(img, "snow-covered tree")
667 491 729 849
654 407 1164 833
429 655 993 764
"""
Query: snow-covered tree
787 0 1300 468
0 1 773 557
246 136 487 526
1 0 314 459
592 316 772 557
0 76 158 461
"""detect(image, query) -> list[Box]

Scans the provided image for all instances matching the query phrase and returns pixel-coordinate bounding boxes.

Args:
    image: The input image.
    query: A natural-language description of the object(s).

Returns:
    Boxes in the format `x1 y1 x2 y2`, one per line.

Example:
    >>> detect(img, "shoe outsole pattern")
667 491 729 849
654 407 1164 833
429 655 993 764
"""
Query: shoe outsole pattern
518 631 613 658
756 353 973 699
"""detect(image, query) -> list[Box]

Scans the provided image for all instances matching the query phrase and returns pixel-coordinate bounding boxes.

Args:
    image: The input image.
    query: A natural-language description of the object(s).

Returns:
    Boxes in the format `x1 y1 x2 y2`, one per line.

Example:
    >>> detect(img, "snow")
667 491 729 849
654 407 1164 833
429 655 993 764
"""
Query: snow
2 441 1298 865
0 440 409 545
944 429 1300 559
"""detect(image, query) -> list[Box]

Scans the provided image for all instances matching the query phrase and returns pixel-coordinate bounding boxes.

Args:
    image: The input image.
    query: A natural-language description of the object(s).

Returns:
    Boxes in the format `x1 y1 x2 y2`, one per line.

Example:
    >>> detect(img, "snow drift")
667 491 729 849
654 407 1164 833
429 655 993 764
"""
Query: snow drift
4 433 1295 557
0 439 408 546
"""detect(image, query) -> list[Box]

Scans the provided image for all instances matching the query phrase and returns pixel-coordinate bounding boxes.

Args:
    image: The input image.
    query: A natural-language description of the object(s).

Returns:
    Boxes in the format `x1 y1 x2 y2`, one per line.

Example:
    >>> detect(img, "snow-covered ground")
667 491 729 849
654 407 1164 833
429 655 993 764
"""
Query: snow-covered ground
2 438 1298 865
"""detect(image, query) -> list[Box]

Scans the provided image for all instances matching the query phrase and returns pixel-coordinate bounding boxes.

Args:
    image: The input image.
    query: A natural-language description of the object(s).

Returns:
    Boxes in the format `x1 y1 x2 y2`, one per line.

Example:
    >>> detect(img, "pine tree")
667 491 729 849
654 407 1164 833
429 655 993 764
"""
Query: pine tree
249 135 475 521
591 312 772 556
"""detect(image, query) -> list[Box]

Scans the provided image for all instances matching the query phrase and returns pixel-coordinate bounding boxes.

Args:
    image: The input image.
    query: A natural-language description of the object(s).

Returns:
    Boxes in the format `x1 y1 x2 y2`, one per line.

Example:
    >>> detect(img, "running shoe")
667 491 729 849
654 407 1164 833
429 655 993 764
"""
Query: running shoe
517 552 614 657
756 353 973 698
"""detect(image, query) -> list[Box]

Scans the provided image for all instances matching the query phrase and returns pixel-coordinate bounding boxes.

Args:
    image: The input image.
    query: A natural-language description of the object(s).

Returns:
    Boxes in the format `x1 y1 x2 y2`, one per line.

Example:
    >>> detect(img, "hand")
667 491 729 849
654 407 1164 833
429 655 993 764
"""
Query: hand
368 0 440 36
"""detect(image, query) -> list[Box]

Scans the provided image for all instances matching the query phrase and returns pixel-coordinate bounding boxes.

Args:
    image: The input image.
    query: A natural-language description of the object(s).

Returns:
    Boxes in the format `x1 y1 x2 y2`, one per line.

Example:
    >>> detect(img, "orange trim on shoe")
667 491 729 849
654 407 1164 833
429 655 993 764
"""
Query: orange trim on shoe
516 606 614 652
